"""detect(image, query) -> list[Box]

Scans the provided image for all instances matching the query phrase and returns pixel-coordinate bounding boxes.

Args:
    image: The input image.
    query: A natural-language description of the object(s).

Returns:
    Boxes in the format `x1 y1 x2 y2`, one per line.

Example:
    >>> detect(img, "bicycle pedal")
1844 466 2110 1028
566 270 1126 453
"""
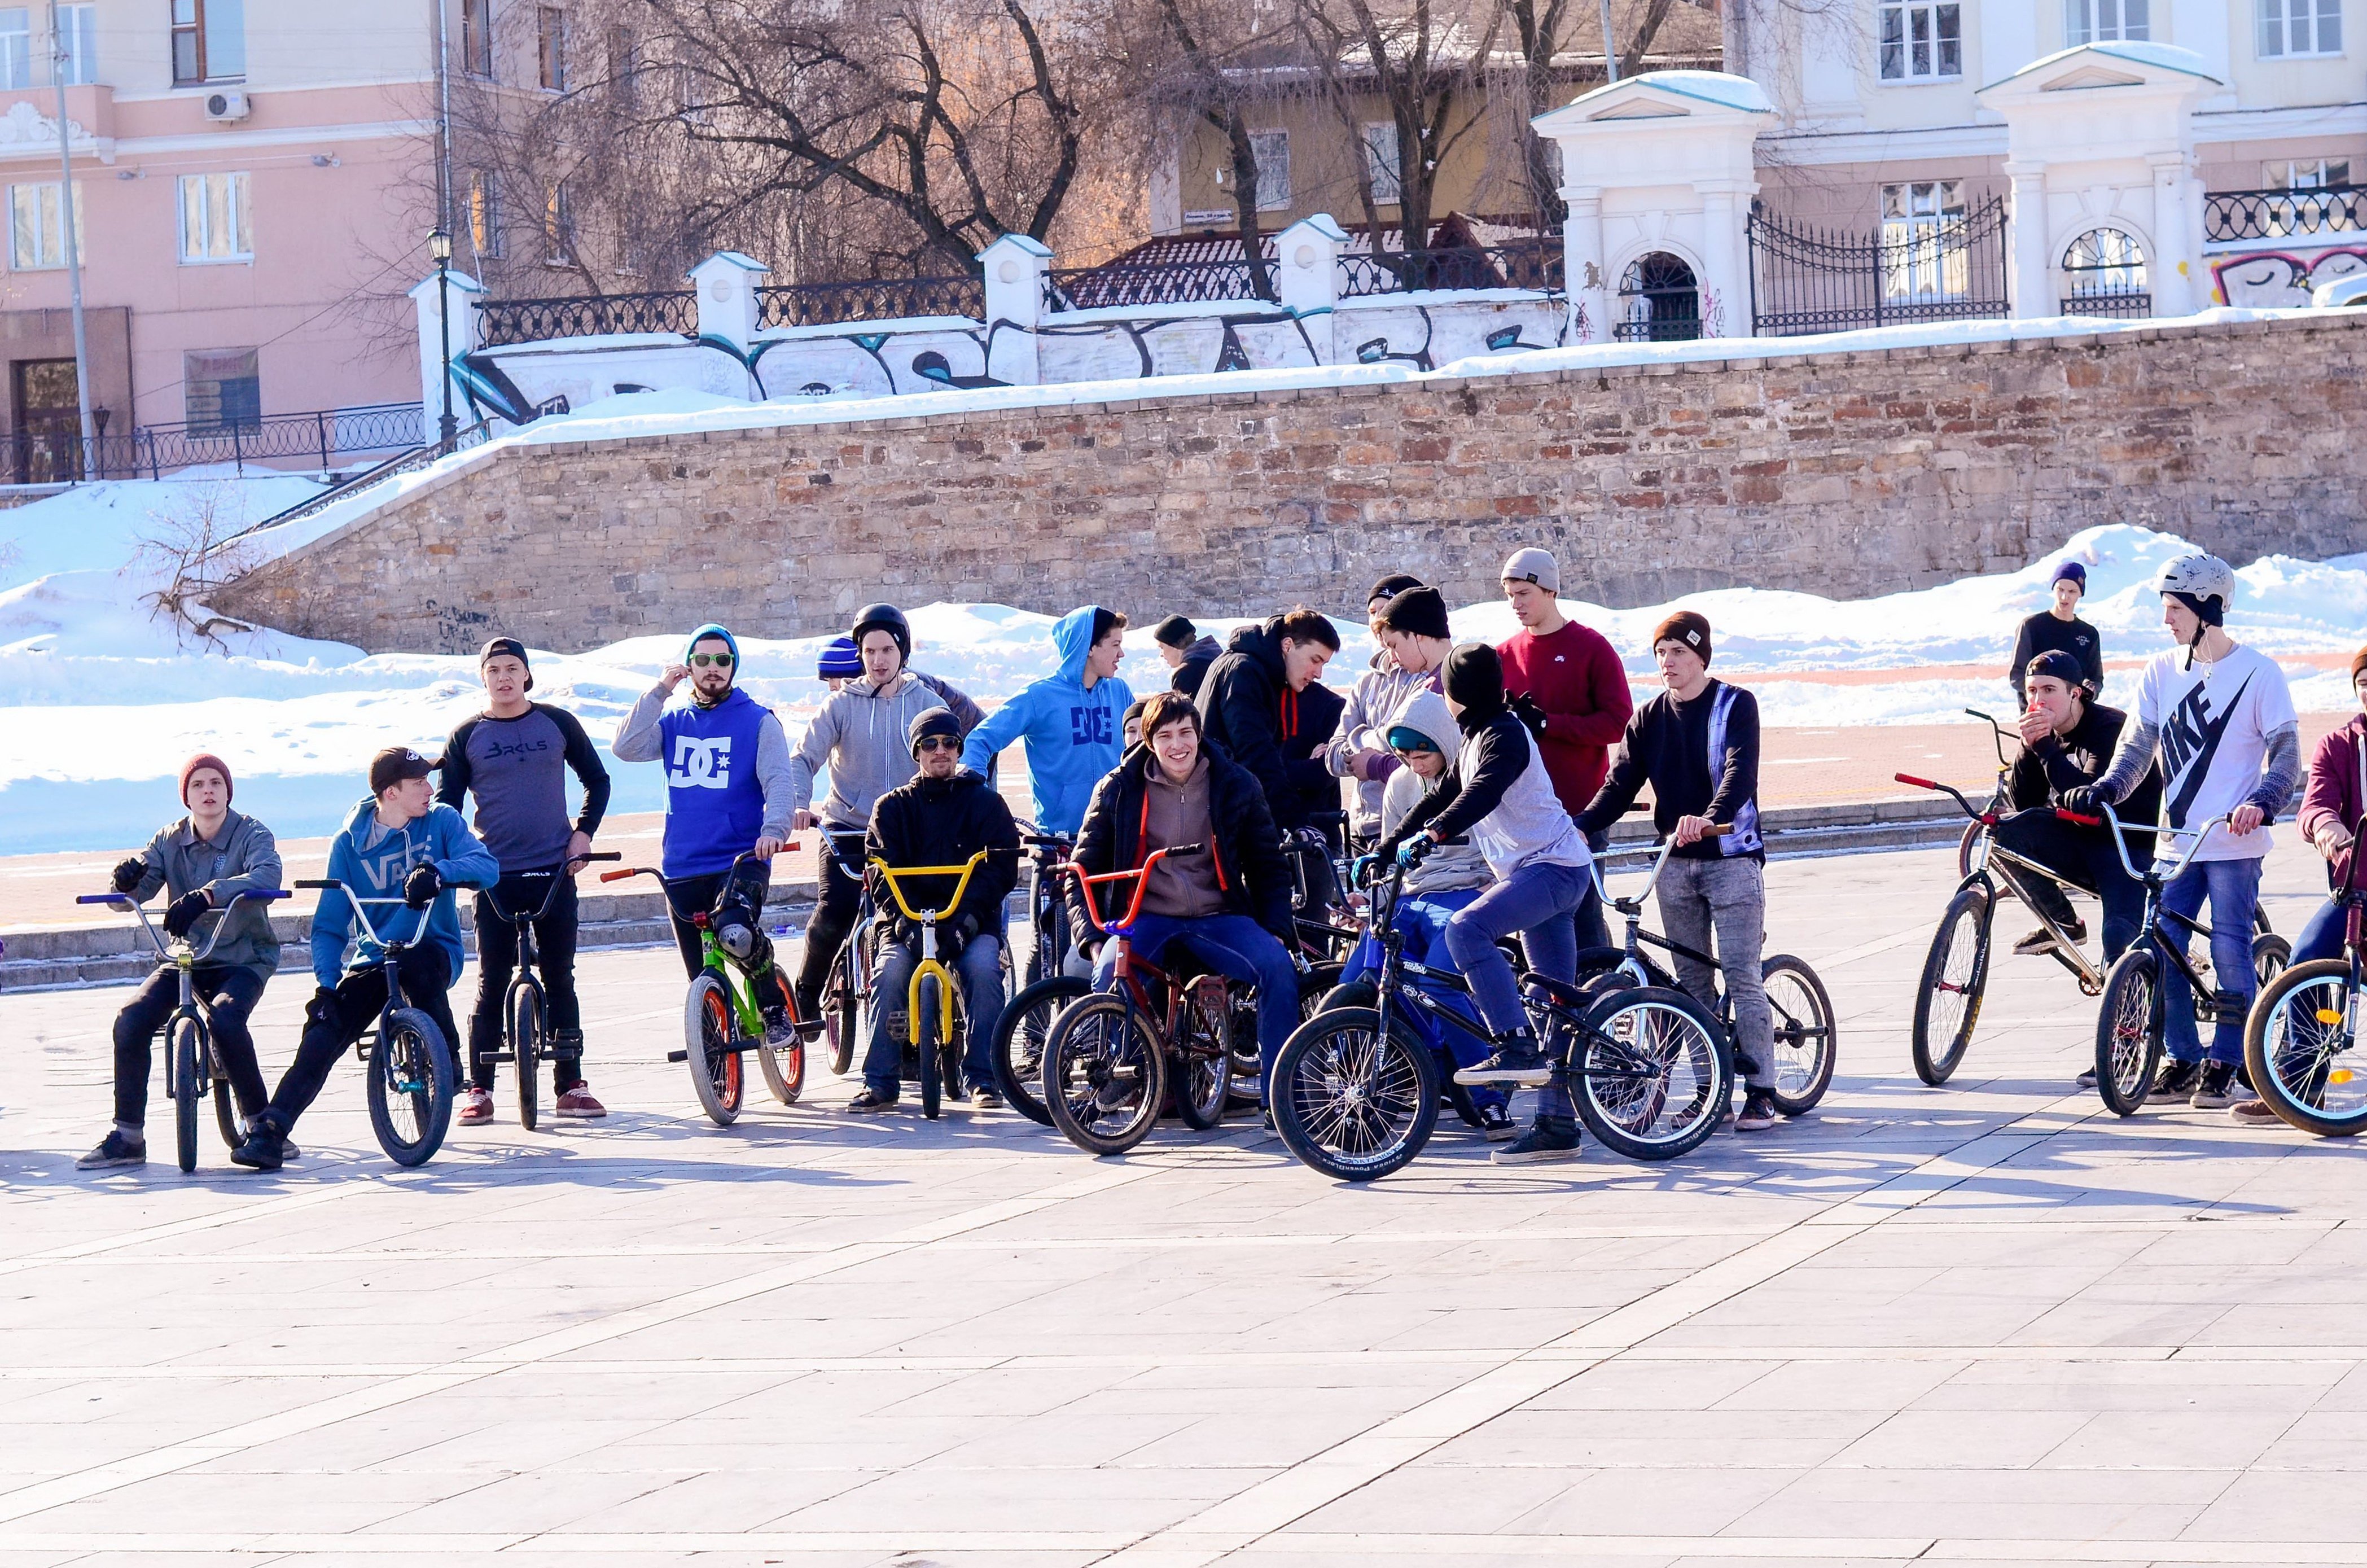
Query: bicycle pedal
666 1049 689 1063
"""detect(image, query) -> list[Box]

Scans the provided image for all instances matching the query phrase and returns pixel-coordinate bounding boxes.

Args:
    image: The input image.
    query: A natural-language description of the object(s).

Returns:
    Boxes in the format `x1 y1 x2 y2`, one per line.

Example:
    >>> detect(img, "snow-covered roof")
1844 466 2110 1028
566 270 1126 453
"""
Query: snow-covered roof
1980 39 2221 93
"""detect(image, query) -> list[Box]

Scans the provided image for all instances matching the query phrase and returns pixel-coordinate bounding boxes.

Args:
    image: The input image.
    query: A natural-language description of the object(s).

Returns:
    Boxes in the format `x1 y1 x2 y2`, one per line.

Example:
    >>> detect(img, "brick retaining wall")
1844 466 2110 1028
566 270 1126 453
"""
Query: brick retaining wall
213 313 2367 653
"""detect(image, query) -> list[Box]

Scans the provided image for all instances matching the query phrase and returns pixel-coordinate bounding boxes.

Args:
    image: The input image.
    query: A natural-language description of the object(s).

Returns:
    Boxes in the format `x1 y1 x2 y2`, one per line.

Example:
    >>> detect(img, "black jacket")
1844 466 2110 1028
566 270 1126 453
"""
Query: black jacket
1577 681 1763 861
2009 611 2105 703
1378 708 1528 857
864 768 1019 940
1067 741 1293 943
2008 699 2163 827
1195 617 1340 831
1171 636 1220 699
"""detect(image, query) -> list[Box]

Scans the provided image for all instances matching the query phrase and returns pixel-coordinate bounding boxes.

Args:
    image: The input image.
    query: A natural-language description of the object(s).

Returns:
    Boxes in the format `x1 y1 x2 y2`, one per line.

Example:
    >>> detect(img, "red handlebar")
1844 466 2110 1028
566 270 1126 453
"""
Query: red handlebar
2055 809 2103 827
1895 772 1939 791
1067 844 1207 934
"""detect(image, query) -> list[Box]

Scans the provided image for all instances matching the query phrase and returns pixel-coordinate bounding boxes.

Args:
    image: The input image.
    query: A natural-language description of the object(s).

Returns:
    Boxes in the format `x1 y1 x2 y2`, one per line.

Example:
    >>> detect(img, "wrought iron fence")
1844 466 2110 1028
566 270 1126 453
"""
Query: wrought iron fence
219 419 496 548
1747 197 2011 336
1336 240 1563 298
759 274 984 329
1044 257 1270 310
475 289 698 347
1613 254 1702 341
2061 291 2152 318
2204 185 2367 244
2 402 427 484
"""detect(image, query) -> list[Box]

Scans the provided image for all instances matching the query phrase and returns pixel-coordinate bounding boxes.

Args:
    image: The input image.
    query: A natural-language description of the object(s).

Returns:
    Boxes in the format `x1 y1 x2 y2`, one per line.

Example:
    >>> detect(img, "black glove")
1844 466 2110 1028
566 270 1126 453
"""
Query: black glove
111 857 144 894
2057 785 2103 818
949 912 980 945
163 888 214 939
403 862 443 910
305 985 341 1027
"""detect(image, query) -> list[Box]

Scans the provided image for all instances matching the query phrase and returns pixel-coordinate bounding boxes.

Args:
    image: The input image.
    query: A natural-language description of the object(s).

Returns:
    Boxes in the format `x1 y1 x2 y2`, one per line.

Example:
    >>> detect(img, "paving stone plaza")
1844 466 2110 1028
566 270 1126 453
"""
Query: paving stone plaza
4 842 2364 1567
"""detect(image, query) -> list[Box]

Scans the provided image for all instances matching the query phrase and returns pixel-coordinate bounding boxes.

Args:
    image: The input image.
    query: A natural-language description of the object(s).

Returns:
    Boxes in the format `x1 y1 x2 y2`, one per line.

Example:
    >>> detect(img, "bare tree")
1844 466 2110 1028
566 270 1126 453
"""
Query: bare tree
1130 0 1292 296
128 484 261 652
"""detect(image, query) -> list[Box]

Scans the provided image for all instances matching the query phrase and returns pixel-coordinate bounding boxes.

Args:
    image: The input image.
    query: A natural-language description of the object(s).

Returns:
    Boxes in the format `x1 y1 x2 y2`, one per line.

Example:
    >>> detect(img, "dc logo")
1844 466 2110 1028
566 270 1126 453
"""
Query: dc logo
1069 707 1111 747
669 735 733 789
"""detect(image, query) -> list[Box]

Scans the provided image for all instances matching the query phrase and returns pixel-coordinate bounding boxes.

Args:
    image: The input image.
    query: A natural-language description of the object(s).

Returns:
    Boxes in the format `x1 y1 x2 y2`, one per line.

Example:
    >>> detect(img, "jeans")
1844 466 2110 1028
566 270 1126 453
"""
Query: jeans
112 963 269 1129
1991 809 2147 962
1573 826 1612 951
1658 856 1771 1088
2160 855 2265 1066
2295 896 2348 965
1342 888 1504 1114
469 875 583 1093
866 933 1006 1097
793 842 864 1016
1094 912 1300 1100
264 946 458 1135
1442 861 1587 1125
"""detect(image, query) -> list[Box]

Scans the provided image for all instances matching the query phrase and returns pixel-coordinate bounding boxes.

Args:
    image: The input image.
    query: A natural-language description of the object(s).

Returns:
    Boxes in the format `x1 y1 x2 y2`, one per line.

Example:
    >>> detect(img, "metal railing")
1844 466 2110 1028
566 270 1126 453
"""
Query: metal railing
1044 257 1272 310
1336 240 1563 298
758 274 984 329
2204 185 2367 245
1 402 426 484
475 289 698 347
218 419 497 549
1747 198 2011 336
2061 291 2152 319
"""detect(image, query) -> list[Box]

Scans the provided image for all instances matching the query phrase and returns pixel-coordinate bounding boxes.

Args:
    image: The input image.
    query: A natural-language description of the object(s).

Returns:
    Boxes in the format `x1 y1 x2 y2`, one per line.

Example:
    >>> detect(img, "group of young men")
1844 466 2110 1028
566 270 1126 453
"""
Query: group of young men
77 539 2323 1171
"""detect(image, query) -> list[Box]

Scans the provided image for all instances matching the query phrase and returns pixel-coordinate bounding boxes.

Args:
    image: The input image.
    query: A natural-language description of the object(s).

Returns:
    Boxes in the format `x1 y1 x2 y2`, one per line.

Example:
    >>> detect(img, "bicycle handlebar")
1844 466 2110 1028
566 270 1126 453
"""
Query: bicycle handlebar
1068 844 1207 935
1584 825 1732 910
1896 772 1988 823
2097 802 2234 885
867 849 993 923
598 847 786 888
77 887 291 963
480 851 624 922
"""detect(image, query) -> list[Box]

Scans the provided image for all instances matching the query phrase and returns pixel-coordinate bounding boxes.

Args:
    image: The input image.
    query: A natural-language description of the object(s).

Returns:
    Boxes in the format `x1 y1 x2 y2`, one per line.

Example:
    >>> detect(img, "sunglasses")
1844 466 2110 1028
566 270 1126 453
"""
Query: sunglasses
915 735 961 753
689 652 735 668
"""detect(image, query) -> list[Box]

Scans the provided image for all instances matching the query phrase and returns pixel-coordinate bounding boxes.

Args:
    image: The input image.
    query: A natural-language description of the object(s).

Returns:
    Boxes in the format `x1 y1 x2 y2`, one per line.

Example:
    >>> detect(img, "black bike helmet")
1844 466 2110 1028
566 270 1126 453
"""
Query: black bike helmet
851 603 911 663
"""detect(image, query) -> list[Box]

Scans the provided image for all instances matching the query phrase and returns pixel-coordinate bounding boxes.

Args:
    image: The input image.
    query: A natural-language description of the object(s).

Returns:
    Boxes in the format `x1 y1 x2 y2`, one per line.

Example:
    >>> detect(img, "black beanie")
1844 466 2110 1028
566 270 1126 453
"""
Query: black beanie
2169 589 2225 629
1442 643 1506 730
908 706 962 755
1377 585 1451 642
1152 614 1196 650
479 636 533 691
1368 572 1424 606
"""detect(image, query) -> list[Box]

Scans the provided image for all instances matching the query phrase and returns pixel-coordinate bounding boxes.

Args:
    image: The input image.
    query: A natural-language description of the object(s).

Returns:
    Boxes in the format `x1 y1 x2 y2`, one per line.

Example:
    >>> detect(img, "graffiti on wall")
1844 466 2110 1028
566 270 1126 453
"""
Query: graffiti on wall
2210 246 2367 308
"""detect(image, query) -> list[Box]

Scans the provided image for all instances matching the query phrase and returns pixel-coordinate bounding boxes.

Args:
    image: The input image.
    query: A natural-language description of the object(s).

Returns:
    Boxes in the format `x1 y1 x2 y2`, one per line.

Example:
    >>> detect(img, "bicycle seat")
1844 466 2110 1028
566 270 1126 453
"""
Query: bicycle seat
1520 972 1591 1009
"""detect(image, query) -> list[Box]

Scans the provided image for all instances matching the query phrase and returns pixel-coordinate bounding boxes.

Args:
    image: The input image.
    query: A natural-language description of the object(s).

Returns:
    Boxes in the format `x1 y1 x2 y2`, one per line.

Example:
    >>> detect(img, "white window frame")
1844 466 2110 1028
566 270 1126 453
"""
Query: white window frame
1880 178 1970 301
1361 120 1401 205
58 2 95 84
1248 128 1290 211
537 5 566 92
2067 0 2149 43
8 180 81 270
2265 157 2352 189
1878 0 1963 81
177 170 253 264
2259 0 2342 55
0 10 28 89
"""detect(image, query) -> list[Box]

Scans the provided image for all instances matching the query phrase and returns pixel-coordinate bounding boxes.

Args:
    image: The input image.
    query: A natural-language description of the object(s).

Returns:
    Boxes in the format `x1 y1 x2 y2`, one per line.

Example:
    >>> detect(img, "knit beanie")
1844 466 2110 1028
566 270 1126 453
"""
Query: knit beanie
817 636 862 680
684 623 741 665
1651 610 1713 665
1377 585 1452 643
1501 546 1559 594
2350 644 2367 684
179 752 233 806
2051 560 2088 591
1152 614 1196 650
908 706 962 756
1368 572 1425 607
478 636 533 692
2168 590 2225 629
1441 643 1506 730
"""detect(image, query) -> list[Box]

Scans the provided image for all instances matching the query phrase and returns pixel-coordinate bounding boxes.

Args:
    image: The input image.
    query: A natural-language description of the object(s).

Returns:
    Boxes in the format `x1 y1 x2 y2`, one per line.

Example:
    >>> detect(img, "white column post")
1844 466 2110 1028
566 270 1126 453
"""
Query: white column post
408 266 484 435
979 233 1052 386
1697 181 1754 338
688 251 769 353
1564 186 1607 343
2004 161 2053 318
2148 152 2200 317
1275 213 1346 363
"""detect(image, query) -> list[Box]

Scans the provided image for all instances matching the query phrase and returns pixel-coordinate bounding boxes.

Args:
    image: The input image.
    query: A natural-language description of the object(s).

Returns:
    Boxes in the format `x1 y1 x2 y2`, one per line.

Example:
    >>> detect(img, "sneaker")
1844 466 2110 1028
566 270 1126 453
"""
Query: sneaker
762 1013 795 1047
1493 1120 1581 1164
970 1085 1003 1110
554 1087 608 1119
2076 1065 2098 1089
279 1137 301 1160
76 1131 145 1170
2014 921 2085 957
229 1127 283 1172
2229 1097 2286 1126
2190 1061 2243 1110
1475 1102 1520 1142
456 1088 495 1125
1454 1033 1553 1087
2147 1058 2203 1103
1734 1088 1781 1132
846 1087 898 1114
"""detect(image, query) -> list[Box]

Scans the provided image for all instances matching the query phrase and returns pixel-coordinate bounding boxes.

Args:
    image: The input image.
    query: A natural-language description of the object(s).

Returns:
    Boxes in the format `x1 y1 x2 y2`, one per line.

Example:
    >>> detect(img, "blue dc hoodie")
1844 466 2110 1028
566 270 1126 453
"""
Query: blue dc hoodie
960 607 1135 835
309 798 500 989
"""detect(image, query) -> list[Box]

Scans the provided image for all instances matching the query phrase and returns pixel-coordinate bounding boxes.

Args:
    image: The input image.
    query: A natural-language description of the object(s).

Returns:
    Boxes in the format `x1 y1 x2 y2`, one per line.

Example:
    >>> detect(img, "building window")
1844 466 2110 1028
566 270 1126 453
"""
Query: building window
2259 0 2342 55
2266 157 2352 187
1878 0 1962 80
461 0 492 77
469 170 502 258
0 10 28 89
171 0 244 85
1362 120 1402 205
537 6 566 90
2067 0 2148 42
1614 253 1702 341
607 26 635 98
8 181 81 269
177 171 253 262
1248 128 1290 211
184 348 261 433
543 180 571 264
2062 227 2150 314
1881 179 1970 300
58 3 94 83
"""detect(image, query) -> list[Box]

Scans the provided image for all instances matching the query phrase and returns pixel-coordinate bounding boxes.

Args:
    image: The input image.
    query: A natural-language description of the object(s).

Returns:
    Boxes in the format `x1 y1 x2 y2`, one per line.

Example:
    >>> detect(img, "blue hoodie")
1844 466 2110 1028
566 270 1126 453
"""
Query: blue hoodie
960 606 1134 835
309 798 500 989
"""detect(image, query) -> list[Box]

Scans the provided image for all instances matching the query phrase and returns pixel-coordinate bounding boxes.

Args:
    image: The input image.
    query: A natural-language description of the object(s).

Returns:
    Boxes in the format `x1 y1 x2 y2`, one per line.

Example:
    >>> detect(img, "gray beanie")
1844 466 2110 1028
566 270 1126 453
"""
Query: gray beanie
1501 546 1559 595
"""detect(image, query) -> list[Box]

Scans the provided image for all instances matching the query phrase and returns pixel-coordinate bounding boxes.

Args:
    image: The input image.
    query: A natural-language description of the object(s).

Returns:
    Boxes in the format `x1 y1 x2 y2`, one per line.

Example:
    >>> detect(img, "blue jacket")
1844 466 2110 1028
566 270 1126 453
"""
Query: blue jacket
309 799 499 989
960 607 1135 835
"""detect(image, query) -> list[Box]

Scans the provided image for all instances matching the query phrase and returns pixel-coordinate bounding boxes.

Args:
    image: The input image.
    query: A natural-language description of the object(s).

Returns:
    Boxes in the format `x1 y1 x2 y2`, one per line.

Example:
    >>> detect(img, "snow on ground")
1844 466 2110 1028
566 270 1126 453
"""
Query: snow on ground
3 483 2363 853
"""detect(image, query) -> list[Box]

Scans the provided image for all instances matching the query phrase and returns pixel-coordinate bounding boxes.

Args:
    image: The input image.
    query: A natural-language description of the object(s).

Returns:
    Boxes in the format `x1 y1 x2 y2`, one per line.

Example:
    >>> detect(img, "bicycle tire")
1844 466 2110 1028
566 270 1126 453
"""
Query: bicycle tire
169 1016 202 1173
1043 993 1165 1155
1569 984 1728 1162
918 973 943 1120
212 1072 240 1153
993 975 1088 1127
826 946 861 1077
1297 960 1343 1026
1761 954 1836 1115
1957 818 1981 880
1910 885 1992 1085
369 1007 456 1166
1176 987 1231 1131
2254 932 2291 988
2094 947 2162 1117
2243 958 2367 1136
756 971 806 1105
510 980 544 1133
1271 1006 1440 1181
683 974 743 1127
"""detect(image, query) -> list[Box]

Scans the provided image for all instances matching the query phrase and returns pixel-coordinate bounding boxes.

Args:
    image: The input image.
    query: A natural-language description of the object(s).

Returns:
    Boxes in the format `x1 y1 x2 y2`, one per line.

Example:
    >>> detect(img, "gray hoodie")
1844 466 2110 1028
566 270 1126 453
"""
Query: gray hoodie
1378 690 1489 894
1327 651 1441 837
789 669 984 830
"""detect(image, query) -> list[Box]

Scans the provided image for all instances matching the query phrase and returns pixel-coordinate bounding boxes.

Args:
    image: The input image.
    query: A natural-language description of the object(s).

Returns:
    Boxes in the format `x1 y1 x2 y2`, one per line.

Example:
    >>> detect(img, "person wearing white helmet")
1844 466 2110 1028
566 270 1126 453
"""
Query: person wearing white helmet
2062 551 2301 1110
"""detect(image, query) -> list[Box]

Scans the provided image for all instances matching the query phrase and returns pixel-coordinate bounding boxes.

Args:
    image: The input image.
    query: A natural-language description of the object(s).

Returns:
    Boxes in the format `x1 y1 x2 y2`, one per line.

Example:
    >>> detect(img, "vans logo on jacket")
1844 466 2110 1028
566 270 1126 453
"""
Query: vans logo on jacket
669 735 733 789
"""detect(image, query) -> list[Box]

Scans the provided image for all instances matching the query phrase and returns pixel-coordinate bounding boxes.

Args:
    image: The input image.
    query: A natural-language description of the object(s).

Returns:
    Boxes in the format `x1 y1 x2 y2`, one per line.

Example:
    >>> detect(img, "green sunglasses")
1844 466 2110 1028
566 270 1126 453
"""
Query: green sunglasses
689 652 735 668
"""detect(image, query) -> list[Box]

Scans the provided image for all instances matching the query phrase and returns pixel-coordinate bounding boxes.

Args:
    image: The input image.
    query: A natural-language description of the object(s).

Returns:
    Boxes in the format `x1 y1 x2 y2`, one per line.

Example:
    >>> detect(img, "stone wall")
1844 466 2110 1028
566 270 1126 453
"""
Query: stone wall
213 312 2367 654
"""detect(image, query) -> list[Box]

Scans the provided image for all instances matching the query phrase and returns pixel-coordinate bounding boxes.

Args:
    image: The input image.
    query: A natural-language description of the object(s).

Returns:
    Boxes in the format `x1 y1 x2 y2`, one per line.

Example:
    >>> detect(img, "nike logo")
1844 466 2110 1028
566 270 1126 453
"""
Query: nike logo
2159 672 2252 827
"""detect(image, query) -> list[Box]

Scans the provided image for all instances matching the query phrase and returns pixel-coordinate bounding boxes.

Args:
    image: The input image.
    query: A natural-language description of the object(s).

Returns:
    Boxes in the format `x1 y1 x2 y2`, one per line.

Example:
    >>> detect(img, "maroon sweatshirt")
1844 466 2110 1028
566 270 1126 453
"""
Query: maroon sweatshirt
1497 620 1635 816
2298 714 2367 892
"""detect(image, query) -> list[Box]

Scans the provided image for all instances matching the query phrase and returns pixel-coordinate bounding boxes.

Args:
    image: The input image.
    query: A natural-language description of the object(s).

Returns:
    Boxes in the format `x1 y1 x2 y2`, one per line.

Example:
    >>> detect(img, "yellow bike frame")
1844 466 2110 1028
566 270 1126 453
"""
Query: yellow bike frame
867 849 992 1052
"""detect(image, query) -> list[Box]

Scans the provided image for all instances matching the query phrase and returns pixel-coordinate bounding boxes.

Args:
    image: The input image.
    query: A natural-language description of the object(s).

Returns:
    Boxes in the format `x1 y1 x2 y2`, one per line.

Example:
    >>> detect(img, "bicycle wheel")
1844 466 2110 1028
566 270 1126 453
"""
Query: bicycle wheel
683 974 743 1127
756 971 806 1105
1910 885 1992 1085
1271 1007 1440 1181
1762 955 1836 1115
1176 989 1231 1132
509 980 544 1133
368 1007 457 1166
2245 959 2367 1136
1043 993 1165 1155
1570 985 1728 1162
169 1016 203 1173
2094 948 2162 1117
826 947 861 1077
918 972 943 1120
1957 819 1981 880
2254 932 2291 988
994 975 1088 1127
212 1071 241 1153
1298 960 1343 1026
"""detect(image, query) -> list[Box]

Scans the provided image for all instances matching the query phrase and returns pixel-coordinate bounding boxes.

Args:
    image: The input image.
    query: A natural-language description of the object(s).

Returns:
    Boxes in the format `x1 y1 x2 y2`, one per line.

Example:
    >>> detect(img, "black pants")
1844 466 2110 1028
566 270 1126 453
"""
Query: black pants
665 870 787 1016
264 946 458 1135
1571 827 1612 951
1992 808 2149 962
792 847 863 1015
113 963 269 1128
469 876 583 1092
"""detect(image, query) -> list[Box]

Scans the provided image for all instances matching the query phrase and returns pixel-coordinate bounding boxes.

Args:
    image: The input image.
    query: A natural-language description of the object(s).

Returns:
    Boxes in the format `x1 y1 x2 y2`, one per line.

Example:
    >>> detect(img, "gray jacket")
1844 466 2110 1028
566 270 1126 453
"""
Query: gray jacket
612 682 799 842
128 809 284 978
1378 689 1489 894
788 670 984 830
1326 654 1440 836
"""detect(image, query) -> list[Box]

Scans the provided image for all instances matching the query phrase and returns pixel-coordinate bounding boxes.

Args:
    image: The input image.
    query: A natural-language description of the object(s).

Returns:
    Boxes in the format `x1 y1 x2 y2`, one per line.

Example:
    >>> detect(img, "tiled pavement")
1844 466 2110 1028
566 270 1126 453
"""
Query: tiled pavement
2 843 2362 1567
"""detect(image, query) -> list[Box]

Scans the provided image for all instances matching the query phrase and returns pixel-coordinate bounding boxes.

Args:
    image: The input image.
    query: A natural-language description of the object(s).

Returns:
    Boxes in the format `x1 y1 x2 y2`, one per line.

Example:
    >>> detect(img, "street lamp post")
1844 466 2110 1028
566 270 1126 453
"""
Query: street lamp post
429 227 456 449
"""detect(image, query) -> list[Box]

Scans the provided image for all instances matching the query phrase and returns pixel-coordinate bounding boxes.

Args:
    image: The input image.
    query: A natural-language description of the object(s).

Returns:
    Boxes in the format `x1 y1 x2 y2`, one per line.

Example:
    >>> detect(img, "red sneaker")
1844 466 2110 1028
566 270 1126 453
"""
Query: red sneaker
456 1088 494 1125
554 1087 607 1119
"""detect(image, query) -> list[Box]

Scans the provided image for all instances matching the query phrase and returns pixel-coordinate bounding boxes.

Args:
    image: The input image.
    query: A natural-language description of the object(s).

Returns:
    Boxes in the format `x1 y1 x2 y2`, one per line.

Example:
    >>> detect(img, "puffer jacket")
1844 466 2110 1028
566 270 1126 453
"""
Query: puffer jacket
1066 739 1293 943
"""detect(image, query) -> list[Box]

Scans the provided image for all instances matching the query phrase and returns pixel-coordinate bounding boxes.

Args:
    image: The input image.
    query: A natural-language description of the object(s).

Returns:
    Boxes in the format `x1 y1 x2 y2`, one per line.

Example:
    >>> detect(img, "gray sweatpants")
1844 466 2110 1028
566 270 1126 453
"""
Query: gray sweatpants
1656 855 1773 1089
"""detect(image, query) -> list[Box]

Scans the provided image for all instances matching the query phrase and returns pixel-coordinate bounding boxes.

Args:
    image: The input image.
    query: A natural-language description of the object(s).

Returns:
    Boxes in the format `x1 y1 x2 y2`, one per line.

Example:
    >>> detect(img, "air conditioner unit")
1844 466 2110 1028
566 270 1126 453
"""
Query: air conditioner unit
203 90 249 122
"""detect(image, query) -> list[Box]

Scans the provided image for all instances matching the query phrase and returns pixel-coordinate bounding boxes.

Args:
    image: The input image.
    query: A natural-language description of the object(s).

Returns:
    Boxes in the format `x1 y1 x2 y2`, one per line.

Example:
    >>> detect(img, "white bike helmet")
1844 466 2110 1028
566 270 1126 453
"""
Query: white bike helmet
2153 551 2236 667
